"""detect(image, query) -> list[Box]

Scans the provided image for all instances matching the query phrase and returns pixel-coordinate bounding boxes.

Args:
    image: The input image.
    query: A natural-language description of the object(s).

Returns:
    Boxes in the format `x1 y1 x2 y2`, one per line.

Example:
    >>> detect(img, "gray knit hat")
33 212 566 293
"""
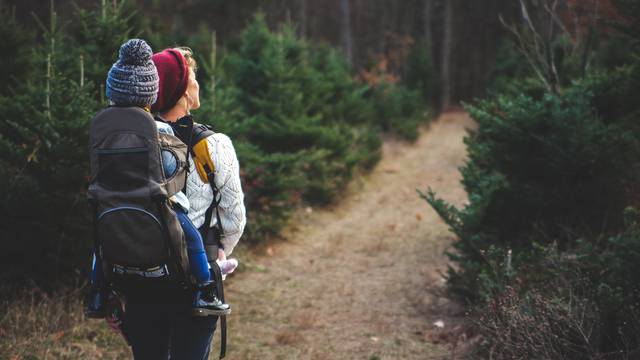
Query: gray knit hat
106 39 159 106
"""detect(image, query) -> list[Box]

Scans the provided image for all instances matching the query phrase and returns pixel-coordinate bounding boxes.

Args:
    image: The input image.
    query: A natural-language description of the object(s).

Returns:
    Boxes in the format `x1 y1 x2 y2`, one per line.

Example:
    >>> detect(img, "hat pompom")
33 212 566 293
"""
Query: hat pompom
119 39 153 66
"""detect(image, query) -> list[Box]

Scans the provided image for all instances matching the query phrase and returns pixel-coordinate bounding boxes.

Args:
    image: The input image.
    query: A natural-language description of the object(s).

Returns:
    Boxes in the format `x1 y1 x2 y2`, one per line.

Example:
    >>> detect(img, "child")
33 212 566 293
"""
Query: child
85 39 235 319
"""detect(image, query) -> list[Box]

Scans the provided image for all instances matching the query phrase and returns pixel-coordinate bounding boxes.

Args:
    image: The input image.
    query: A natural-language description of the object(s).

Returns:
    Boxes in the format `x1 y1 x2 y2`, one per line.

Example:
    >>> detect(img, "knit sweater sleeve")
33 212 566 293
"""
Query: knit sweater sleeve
207 133 246 255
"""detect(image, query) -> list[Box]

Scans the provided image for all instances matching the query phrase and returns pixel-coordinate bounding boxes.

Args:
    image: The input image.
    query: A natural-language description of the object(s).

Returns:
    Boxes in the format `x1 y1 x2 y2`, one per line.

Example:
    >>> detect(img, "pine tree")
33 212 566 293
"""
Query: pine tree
0 3 33 96
0 0 135 284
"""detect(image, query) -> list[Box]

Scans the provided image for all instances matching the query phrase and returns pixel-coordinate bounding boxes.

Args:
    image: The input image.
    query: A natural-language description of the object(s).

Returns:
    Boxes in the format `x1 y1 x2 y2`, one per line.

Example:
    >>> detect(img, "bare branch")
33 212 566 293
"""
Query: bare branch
499 14 553 91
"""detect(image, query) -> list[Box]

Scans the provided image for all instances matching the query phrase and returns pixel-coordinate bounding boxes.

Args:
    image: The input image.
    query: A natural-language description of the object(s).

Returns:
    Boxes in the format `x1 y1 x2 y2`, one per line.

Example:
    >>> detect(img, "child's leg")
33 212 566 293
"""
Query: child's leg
174 208 212 286
90 253 105 287
85 252 108 318
175 204 229 315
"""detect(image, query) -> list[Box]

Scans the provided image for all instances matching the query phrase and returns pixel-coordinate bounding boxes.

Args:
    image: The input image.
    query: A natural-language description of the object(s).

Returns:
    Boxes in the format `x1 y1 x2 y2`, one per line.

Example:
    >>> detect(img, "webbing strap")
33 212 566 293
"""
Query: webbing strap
210 261 227 359
112 264 170 278
187 124 227 358
203 164 224 247
202 164 227 359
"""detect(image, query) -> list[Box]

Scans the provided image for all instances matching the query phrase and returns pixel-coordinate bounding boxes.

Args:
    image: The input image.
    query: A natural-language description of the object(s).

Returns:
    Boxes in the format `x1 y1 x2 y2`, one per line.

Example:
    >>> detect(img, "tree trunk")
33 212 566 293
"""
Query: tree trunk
340 0 353 66
298 0 307 38
440 0 453 110
424 0 433 50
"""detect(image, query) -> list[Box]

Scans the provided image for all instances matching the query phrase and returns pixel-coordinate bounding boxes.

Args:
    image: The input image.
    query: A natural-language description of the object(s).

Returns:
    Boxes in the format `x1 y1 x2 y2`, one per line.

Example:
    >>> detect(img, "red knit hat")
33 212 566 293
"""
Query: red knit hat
151 49 190 113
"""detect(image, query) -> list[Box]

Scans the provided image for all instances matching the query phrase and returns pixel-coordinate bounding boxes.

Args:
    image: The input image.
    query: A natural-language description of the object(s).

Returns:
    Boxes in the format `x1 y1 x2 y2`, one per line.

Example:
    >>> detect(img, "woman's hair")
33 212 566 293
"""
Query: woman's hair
173 47 197 73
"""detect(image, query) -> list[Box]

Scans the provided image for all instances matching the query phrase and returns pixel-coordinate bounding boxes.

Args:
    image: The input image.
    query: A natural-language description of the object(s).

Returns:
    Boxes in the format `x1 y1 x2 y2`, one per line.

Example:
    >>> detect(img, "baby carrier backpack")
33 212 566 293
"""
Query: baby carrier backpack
87 106 190 285
88 109 230 359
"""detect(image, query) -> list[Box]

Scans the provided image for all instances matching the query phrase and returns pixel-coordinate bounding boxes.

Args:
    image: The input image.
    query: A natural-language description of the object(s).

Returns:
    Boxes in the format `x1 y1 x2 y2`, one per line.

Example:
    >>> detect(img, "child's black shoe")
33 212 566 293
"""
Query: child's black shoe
192 282 231 316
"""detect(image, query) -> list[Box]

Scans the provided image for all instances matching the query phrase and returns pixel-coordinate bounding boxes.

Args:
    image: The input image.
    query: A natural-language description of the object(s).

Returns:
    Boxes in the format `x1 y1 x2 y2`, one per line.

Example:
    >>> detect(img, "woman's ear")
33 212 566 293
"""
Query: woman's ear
178 91 191 111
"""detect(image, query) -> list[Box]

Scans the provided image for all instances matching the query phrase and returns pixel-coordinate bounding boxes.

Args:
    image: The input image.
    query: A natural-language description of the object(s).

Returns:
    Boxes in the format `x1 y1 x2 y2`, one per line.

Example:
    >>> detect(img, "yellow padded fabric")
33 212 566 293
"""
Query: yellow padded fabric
192 137 215 183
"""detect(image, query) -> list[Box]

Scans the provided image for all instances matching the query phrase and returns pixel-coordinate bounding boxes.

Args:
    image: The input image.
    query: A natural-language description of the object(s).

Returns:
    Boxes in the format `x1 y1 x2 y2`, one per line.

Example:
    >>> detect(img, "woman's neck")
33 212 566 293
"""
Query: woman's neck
159 107 188 123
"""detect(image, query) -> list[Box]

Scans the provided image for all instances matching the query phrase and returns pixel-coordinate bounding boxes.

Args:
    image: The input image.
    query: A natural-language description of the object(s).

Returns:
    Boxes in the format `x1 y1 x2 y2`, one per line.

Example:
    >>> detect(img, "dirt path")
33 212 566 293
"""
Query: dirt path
224 113 473 359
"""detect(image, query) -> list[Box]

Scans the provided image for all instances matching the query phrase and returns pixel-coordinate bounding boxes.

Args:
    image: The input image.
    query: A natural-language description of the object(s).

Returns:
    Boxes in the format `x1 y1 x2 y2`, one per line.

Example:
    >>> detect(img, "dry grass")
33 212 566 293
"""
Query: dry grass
0 286 130 359
274 328 306 345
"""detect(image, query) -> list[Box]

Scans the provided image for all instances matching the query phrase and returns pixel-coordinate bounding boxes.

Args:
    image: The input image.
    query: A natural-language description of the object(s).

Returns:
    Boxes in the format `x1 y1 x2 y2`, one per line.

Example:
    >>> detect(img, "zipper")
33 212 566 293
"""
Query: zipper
98 206 162 228
97 147 148 154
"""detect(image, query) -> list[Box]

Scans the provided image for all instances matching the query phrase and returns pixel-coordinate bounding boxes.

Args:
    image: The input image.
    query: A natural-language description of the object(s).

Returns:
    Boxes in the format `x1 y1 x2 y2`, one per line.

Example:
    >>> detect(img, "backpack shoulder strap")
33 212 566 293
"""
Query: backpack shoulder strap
189 123 222 232
191 123 216 184
189 122 224 242
191 122 227 360
192 123 215 145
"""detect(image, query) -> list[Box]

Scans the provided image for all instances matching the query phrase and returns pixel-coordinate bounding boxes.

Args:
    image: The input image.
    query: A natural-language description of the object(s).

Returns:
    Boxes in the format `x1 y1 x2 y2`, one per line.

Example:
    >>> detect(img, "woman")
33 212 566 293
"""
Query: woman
120 47 246 359
152 47 246 260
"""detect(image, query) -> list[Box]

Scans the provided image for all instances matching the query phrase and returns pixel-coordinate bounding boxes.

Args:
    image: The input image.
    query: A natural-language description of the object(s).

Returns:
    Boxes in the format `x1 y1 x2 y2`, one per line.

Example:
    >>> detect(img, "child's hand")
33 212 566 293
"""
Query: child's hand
215 248 238 279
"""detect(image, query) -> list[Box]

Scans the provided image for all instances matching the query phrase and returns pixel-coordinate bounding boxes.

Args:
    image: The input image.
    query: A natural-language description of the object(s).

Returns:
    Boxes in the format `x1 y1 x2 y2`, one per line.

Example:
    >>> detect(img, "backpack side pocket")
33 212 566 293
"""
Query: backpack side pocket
98 206 167 267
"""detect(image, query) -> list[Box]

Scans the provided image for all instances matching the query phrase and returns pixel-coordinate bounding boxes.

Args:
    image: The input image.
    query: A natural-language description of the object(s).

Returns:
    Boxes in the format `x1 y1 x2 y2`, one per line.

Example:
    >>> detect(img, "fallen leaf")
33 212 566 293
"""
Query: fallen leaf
52 330 65 341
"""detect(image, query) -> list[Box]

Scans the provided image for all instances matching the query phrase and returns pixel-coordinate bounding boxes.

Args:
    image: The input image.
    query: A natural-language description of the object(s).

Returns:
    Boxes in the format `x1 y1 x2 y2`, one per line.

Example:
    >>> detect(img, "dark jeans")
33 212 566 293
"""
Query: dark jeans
119 280 218 360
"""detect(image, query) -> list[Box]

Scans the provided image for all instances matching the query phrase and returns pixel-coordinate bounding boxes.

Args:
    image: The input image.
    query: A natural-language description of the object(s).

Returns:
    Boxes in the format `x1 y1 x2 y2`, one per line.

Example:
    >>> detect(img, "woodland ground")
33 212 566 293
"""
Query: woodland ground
0 113 473 360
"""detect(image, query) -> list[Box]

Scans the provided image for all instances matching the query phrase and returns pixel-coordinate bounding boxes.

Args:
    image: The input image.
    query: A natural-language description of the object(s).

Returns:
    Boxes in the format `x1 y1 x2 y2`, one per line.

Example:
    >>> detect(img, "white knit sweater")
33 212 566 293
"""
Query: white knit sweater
184 132 246 255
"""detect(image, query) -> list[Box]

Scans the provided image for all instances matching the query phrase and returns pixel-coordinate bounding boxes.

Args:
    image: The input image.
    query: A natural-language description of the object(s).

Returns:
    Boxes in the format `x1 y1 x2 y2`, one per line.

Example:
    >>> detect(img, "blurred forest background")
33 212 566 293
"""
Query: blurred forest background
1 0 518 287
2 0 640 358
